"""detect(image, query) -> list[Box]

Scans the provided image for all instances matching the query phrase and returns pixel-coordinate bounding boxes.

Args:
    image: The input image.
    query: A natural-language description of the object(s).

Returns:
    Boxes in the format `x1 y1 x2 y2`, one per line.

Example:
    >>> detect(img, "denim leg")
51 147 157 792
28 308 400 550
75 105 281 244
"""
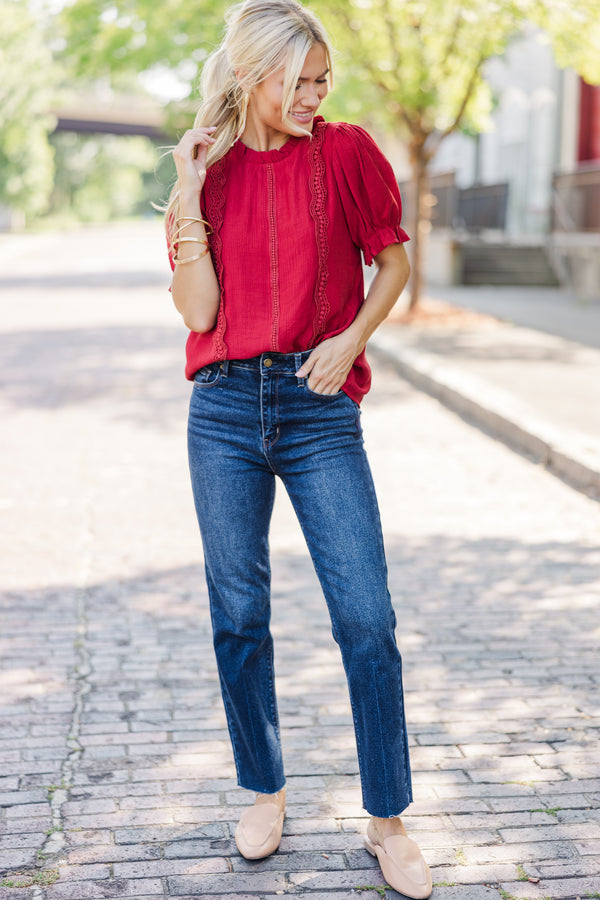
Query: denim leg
272 387 413 818
187 367 285 795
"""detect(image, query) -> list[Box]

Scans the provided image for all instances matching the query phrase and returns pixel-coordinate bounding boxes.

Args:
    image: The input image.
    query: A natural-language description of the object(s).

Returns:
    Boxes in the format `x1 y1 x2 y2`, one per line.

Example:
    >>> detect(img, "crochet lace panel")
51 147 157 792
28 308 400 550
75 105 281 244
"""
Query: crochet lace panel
204 157 228 360
308 121 329 347
266 165 281 352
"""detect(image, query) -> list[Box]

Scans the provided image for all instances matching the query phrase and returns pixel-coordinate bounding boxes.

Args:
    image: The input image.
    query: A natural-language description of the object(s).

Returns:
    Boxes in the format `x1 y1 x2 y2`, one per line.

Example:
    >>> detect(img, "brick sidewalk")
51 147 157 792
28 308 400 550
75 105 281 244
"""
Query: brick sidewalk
1 222 599 899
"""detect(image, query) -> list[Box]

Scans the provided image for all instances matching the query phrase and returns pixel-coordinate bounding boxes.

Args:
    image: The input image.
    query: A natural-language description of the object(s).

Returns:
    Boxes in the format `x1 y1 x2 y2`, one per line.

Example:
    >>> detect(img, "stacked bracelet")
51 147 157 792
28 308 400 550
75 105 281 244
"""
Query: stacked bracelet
175 216 213 235
171 216 213 265
173 247 210 264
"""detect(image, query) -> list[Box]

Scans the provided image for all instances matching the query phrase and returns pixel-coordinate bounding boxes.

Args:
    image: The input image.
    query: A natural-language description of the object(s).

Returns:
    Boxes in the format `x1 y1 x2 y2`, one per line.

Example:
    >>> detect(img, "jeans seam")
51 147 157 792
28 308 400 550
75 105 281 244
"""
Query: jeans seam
371 656 390 815
205 575 244 779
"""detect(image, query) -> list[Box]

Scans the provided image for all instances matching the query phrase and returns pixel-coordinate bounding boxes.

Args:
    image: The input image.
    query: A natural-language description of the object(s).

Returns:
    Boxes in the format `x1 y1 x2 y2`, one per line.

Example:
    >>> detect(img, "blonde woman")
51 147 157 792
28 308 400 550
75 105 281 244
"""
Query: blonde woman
166 1 431 896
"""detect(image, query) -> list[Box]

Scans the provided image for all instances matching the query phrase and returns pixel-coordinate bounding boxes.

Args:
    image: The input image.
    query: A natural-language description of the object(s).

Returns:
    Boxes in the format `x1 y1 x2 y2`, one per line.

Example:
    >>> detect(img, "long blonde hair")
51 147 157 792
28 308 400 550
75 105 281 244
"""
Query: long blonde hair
165 0 333 231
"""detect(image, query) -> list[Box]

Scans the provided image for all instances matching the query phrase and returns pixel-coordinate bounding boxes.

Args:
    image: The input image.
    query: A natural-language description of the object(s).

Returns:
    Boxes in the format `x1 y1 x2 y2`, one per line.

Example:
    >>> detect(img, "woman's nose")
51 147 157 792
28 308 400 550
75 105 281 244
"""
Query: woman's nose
301 84 320 108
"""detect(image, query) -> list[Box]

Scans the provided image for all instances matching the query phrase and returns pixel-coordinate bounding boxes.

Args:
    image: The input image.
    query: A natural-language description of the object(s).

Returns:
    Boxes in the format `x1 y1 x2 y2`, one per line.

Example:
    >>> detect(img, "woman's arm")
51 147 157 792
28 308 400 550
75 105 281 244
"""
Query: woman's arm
169 128 222 333
295 242 410 395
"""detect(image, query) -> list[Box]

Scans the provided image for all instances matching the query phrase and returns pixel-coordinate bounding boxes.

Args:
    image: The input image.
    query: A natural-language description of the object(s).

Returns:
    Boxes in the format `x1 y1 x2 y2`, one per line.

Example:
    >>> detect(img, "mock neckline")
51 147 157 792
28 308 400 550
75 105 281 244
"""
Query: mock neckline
233 117 324 164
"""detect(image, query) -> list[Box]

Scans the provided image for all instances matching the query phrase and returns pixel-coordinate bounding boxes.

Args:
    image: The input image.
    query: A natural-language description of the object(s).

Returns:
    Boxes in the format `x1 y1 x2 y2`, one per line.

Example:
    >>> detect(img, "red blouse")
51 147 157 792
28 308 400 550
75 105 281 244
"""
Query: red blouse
169 116 409 404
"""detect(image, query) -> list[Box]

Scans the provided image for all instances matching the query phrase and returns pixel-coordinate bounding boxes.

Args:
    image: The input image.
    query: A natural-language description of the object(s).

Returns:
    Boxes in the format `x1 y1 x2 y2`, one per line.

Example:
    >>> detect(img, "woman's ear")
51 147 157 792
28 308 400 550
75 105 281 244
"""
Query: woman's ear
235 68 250 92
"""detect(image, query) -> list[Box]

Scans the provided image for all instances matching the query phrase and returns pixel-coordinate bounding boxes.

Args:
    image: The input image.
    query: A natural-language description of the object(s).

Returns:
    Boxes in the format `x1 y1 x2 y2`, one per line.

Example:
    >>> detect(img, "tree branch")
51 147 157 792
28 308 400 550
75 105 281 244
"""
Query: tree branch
439 55 485 141
380 0 400 63
438 8 463 83
334 3 418 136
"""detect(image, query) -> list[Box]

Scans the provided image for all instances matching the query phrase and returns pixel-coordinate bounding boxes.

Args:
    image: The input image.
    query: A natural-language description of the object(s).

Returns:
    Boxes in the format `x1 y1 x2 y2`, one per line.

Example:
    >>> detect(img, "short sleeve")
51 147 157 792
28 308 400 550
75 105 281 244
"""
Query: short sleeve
328 122 409 265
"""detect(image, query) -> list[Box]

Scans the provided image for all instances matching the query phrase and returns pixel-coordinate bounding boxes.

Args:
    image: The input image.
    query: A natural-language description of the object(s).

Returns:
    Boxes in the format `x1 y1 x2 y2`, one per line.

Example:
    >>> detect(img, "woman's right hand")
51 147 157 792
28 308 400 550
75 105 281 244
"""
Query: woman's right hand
173 127 217 193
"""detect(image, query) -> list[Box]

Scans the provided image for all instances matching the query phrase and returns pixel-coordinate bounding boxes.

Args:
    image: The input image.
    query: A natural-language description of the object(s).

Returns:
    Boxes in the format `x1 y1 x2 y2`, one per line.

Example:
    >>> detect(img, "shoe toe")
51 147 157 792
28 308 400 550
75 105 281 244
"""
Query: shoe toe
365 832 432 900
235 804 285 859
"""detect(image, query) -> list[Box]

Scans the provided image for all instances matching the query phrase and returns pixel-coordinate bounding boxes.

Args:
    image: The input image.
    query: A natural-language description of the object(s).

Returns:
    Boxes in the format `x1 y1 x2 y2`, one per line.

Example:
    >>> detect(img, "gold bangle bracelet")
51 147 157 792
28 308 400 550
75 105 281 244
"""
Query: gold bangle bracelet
172 227 212 244
175 216 213 235
173 247 210 264
175 236 209 245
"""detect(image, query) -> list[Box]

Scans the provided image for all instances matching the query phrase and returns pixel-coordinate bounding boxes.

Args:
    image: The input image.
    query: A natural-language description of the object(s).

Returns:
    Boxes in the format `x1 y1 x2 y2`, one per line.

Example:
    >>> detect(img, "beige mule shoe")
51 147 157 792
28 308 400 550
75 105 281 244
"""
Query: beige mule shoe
234 788 286 860
364 819 432 899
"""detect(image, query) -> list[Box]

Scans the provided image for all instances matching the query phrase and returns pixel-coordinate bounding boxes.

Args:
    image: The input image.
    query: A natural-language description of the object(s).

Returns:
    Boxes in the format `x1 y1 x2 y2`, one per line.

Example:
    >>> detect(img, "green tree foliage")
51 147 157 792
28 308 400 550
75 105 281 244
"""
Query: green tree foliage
48 132 173 224
312 0 600 307
0 0 58 223
58 0 225 91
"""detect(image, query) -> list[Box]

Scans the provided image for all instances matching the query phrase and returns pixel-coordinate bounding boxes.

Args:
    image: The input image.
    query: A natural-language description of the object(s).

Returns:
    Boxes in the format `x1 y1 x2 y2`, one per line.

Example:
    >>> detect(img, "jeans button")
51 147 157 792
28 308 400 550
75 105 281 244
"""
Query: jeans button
264 358 273 368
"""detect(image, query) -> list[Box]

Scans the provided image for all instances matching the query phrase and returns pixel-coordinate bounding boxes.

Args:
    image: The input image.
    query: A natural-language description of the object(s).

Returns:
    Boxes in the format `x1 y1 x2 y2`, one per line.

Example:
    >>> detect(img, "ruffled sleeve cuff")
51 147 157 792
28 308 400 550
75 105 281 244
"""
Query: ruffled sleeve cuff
362 224 410 266
327 122 409 263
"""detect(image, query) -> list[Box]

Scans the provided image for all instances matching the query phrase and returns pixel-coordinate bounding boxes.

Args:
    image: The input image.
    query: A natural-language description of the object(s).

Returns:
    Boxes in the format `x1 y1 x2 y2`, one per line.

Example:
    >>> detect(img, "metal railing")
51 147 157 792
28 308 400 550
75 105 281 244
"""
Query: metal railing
455 183 508 232
551 164 600 232
398 173 509 232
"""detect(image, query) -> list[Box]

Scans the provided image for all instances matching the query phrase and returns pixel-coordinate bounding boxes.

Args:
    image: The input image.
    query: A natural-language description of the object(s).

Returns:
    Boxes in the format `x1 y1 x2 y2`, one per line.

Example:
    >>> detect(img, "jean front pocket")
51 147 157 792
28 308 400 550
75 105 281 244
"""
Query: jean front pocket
303 380 344 400
192 363 223 390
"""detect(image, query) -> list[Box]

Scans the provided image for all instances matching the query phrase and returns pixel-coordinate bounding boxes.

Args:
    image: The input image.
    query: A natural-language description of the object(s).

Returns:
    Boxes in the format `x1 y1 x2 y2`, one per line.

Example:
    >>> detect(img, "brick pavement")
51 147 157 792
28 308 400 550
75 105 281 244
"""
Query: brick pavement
1 222 599 899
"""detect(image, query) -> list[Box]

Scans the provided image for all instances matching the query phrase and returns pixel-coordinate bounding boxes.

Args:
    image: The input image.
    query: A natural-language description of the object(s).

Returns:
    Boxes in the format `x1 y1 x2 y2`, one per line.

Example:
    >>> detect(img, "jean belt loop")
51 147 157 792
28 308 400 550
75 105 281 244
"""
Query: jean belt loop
294 352 304 386
220 359 229 376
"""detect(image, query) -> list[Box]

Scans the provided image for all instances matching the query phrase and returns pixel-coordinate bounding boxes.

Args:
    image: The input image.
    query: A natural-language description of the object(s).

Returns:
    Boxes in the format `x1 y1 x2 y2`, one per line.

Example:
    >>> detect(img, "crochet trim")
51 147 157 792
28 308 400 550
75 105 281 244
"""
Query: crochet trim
308 121 329 347
203 157 228 359
266 165 280 352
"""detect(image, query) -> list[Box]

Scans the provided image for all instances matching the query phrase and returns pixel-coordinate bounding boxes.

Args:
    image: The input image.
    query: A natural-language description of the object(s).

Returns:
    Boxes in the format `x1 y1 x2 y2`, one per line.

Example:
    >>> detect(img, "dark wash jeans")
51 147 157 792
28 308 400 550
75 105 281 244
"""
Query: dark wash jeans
187 350 413 817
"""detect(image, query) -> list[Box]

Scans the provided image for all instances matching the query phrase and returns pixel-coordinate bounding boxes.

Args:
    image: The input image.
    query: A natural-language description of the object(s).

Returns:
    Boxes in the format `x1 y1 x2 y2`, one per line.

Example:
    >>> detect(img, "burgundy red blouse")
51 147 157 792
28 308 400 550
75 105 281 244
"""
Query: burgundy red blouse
169 116 409 404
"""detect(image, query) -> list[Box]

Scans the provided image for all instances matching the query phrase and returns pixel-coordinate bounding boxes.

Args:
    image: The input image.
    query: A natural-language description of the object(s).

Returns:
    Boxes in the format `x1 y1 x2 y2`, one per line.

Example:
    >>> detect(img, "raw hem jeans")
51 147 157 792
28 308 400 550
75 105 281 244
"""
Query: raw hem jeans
187 350 413 818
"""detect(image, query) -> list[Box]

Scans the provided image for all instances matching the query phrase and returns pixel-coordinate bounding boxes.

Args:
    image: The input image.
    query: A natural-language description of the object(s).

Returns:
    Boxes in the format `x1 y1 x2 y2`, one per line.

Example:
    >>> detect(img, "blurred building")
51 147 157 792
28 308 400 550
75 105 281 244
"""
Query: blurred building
413 28 600 297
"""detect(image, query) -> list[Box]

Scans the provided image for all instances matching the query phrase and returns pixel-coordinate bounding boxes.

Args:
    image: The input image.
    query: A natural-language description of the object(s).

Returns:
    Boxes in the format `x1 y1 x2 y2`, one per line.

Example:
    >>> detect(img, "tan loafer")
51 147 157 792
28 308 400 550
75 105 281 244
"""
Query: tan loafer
234 789 286 860
365 819 432 899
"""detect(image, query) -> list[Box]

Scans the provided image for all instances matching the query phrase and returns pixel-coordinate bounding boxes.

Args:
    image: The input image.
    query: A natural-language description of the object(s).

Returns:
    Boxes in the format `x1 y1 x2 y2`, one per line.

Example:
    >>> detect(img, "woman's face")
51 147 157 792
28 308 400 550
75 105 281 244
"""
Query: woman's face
248 42 329 138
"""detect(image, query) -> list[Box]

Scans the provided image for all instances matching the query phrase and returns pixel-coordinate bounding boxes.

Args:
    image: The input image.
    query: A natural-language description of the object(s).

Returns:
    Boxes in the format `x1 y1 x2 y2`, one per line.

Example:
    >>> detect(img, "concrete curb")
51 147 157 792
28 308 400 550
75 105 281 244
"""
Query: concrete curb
370 330 600 501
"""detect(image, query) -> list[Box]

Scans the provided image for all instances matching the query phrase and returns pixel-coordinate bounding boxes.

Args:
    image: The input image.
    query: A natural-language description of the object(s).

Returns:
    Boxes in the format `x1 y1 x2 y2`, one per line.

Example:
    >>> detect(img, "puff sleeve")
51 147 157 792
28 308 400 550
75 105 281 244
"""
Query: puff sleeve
329 122 409 266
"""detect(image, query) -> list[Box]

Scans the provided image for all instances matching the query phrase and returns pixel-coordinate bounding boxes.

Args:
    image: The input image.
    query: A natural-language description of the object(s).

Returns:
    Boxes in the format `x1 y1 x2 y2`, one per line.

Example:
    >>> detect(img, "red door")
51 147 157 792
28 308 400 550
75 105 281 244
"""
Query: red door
578 79 600 163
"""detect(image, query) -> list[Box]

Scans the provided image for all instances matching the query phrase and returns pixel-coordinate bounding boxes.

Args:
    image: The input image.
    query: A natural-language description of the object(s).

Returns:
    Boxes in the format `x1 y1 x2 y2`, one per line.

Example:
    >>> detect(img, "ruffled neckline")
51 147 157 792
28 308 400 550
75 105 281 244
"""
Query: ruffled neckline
233 117 324 164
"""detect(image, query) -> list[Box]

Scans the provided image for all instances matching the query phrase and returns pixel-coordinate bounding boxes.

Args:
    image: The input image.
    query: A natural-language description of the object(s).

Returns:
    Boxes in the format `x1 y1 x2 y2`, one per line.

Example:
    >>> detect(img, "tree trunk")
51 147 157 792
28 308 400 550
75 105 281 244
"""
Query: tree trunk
407 146 431 312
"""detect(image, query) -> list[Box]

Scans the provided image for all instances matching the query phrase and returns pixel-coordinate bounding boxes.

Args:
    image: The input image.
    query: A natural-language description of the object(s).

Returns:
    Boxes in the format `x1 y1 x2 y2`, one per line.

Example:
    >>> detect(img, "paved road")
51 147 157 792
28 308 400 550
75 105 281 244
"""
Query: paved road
1 222 599 900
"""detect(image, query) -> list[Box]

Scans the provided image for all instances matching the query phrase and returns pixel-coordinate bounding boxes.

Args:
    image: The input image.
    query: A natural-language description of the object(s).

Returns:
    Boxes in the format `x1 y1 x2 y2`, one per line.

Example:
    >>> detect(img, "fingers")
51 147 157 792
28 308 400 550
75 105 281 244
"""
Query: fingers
173 127 217 161
173 128 217 187
294 354 315 379
296 348 346 395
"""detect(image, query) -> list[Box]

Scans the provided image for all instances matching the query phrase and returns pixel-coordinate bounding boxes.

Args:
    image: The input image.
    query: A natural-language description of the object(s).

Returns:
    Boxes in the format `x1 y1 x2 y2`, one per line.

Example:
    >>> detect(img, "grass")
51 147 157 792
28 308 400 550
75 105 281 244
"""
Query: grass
531 806 560 818
354 886 389 898
516 864 528 881
45 781 67 797
1 869 60 888
455 848 467 865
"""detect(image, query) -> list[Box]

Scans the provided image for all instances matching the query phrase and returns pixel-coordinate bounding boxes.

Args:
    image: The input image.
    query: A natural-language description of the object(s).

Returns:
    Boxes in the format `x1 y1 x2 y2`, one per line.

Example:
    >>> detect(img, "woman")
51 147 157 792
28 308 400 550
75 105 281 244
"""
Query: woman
166 2 431 897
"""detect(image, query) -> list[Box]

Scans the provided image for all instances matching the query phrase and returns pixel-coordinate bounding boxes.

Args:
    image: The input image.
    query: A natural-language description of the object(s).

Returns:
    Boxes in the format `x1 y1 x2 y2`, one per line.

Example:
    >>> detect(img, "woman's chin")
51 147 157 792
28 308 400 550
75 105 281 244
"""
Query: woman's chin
287 114 316 134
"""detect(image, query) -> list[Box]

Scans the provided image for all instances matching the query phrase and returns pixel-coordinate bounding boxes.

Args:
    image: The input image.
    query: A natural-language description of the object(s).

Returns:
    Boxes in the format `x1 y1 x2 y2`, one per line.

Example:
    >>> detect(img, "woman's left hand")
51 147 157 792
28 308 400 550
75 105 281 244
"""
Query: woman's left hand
296 330 361 395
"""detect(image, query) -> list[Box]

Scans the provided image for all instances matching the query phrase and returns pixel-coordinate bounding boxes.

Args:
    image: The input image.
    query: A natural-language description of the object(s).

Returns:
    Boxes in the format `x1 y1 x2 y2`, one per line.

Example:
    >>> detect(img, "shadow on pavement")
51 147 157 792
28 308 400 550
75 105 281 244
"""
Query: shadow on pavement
386 325 581 365
0 273 170 290
0 326 187 426
3 531 597 727
0 326 416 420
2 533 598 890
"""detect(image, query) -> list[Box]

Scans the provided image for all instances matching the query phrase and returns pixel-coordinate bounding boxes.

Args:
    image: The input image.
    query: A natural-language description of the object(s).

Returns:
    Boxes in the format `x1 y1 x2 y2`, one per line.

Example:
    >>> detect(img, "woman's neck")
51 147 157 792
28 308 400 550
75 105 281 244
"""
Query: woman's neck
240 111 290 152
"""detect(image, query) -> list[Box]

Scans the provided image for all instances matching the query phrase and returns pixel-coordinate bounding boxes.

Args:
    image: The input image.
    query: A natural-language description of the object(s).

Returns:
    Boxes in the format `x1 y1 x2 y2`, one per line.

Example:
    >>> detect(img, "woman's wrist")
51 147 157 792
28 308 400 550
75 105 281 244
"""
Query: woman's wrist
178 188 203 215
344 320 369 356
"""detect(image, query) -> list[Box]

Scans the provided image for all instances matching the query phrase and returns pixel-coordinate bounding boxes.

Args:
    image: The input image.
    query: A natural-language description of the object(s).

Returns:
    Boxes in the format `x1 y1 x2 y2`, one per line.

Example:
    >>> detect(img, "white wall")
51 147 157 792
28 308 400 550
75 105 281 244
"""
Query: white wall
431 28 568 236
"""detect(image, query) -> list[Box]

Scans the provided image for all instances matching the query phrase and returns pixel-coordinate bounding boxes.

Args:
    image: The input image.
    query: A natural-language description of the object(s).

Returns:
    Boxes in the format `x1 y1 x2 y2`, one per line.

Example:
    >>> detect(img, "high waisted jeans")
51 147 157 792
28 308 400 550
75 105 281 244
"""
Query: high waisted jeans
187 350 413 817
